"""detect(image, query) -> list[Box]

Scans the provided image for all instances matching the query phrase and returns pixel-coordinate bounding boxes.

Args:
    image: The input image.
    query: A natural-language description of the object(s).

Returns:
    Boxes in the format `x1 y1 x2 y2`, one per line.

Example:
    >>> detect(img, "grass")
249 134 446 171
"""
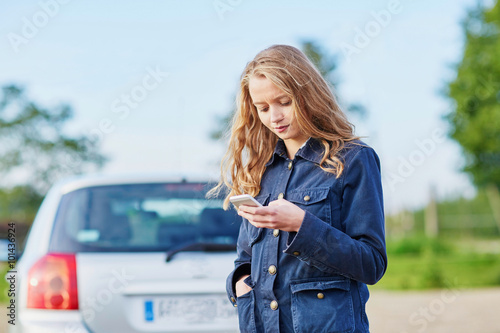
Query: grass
372 236 500 290
0 262 9 303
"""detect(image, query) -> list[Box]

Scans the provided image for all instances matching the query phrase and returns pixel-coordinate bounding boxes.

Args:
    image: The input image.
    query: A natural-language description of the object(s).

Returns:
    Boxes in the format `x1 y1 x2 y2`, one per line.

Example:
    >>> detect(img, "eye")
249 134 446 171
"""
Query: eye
258 107 269 112
280 100 292 106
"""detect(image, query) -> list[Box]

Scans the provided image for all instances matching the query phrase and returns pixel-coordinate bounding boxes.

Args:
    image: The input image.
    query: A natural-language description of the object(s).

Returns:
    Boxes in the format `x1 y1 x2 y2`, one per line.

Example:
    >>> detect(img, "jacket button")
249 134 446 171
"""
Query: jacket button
288 161 292 170
273 229 280 237
304 195 311 202
317 293 324 299
270 300 278 310
230 296 236 303
268 265 277 275
278 193 284 200
293 251 300 256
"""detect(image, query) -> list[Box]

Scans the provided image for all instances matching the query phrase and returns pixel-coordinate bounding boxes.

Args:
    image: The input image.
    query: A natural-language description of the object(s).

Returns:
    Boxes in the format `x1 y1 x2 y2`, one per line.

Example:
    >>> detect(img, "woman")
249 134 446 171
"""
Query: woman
213 44 387 332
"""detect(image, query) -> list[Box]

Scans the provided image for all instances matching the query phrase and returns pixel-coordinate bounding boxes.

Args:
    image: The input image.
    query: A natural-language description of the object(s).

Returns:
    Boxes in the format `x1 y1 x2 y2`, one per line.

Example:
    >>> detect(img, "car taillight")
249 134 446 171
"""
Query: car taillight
27 253 78 310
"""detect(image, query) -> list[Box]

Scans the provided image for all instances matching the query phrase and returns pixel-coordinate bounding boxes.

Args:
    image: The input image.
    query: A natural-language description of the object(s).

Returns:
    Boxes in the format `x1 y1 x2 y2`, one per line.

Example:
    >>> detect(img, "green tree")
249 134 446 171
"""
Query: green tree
0 185 43 222
210 40 366 140
446 1 500 230
0 84 106 213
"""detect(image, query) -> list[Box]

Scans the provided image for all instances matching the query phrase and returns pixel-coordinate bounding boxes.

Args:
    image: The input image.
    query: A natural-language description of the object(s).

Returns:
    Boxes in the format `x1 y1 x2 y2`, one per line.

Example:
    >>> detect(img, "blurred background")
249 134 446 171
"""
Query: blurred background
1 0 499 332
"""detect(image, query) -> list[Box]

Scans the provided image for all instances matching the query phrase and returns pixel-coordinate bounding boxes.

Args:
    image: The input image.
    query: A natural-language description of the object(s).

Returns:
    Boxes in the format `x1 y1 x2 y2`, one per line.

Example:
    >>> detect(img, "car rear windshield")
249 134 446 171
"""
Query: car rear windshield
49 182 240 252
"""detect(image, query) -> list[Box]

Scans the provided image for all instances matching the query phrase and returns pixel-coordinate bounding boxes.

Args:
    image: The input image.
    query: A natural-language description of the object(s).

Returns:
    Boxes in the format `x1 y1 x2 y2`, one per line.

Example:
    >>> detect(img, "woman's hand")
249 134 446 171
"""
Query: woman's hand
237 199 305 232
235 275 252 297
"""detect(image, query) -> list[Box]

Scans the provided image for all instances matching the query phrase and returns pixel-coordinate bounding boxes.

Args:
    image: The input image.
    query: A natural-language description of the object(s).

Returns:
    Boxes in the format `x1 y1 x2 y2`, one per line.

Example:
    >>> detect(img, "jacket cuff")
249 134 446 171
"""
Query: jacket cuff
284 210 324 259
226 263 251 306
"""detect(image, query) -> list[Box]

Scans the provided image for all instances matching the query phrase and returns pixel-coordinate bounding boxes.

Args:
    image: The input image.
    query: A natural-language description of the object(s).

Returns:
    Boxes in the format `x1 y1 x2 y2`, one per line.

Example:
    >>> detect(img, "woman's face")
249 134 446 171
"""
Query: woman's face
248 75 308 152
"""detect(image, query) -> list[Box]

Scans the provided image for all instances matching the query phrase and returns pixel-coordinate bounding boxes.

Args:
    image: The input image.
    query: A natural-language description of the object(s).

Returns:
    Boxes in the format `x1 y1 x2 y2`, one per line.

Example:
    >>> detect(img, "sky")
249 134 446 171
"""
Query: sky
0 0 491 214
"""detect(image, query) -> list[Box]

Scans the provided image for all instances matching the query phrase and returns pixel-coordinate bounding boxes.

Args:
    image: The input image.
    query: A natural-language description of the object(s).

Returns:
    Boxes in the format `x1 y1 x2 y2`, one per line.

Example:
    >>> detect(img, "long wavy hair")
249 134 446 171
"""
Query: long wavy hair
212 44 359 208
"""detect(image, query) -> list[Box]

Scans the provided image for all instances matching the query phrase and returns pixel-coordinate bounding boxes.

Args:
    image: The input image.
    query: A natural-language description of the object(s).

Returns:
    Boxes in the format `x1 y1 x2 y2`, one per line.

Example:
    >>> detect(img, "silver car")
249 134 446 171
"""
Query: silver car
10 174 239 333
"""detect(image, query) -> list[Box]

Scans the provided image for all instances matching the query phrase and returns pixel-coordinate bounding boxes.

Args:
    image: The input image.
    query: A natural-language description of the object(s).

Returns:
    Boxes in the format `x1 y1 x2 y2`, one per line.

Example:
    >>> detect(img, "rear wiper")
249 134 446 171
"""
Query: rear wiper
165 242 236 262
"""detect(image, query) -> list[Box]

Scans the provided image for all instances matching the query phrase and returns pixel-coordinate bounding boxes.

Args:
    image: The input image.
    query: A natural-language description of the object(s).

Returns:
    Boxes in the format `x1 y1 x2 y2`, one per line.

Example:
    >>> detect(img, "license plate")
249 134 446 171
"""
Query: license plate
144 295 237 324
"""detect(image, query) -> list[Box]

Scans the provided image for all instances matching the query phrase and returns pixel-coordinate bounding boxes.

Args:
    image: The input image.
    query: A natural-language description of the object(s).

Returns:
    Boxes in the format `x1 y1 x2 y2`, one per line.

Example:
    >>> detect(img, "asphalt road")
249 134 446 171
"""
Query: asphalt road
2 288 499 332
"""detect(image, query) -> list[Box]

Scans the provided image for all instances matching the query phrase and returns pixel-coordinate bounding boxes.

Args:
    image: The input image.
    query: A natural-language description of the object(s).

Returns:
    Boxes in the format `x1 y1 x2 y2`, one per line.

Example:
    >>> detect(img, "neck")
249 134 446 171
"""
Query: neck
284 137 309 159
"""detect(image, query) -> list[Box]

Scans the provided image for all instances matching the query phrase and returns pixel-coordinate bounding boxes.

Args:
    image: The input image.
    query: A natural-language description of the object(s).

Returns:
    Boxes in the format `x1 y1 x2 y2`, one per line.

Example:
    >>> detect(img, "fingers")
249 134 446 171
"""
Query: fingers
238 209 273 225
238 205 275 219
238 200 304 232
237 204 260 214
239 199 287 213
238 206 278 228
235 276 252 297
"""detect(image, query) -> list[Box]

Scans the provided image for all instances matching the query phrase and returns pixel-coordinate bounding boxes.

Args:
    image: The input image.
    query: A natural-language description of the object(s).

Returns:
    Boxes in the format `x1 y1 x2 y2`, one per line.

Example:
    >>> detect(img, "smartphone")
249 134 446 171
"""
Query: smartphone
229 194 263 210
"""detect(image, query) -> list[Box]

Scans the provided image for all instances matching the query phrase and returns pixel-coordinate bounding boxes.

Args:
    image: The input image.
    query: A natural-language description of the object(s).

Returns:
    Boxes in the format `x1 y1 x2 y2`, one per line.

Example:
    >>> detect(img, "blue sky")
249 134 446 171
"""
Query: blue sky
0 0 490 213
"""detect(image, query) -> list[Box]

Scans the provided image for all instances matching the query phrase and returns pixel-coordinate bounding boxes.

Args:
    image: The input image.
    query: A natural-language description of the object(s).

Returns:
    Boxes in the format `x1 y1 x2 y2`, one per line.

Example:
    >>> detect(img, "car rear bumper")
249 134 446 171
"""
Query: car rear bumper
9 309 90 333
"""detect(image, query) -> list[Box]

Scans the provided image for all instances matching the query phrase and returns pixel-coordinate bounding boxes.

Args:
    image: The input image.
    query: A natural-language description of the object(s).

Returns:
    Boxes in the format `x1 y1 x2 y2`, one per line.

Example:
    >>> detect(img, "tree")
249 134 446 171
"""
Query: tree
0 185 42 240
446 0 500 230
0 84 107 194
210 40 367 140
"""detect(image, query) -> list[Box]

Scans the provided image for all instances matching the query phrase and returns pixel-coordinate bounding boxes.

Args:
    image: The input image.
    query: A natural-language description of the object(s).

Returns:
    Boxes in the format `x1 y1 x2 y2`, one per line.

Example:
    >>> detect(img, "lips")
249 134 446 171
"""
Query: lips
275 125 289 133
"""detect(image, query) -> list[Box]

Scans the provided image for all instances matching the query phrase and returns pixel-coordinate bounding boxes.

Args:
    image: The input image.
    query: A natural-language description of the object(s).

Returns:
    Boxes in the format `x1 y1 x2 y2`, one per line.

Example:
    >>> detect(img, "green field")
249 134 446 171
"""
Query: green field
1 262 10 304
373 237 500 290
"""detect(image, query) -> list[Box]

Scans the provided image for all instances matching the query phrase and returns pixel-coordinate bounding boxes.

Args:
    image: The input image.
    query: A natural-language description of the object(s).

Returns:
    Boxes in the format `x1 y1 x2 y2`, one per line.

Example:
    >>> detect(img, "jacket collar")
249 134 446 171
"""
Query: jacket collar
266 138 324 166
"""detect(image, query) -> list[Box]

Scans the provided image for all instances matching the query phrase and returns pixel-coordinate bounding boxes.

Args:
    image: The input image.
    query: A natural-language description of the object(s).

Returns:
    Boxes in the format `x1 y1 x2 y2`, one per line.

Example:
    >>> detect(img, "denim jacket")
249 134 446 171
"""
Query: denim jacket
226 138 387 333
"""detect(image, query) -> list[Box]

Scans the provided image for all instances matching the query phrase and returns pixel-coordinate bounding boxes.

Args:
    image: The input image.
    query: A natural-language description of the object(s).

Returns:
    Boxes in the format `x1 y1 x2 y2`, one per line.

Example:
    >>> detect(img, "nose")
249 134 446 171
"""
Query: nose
270 106 284 124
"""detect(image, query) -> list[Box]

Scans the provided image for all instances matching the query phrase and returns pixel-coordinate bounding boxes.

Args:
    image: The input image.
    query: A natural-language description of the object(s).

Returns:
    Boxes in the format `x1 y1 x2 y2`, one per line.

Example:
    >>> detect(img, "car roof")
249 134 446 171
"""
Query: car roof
54 172 220 195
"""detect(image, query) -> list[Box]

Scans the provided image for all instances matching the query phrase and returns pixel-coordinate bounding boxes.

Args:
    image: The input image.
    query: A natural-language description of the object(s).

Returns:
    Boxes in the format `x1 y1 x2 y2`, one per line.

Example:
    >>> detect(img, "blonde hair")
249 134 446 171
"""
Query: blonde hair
212 44 359 208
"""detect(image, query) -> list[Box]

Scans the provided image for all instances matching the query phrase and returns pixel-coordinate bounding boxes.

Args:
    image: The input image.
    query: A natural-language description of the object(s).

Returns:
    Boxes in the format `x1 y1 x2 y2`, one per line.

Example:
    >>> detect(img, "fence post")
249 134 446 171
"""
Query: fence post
486 184 500 234
425 185 439 237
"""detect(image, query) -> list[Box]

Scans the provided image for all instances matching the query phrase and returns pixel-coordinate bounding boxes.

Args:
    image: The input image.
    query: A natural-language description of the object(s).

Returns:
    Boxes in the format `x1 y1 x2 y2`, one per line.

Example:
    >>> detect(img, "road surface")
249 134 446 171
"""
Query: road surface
366 287 500 332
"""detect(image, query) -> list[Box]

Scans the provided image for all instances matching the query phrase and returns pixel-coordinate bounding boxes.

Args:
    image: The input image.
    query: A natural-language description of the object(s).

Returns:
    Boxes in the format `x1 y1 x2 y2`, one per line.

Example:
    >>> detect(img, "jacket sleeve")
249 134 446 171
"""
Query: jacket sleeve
283 147 387 285
226 218 252 305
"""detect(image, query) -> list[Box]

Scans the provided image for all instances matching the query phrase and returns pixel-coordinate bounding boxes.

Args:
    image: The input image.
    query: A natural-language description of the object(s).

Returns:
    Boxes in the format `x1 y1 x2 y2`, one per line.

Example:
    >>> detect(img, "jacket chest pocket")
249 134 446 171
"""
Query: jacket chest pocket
287 187 332 225
290 278 355 333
